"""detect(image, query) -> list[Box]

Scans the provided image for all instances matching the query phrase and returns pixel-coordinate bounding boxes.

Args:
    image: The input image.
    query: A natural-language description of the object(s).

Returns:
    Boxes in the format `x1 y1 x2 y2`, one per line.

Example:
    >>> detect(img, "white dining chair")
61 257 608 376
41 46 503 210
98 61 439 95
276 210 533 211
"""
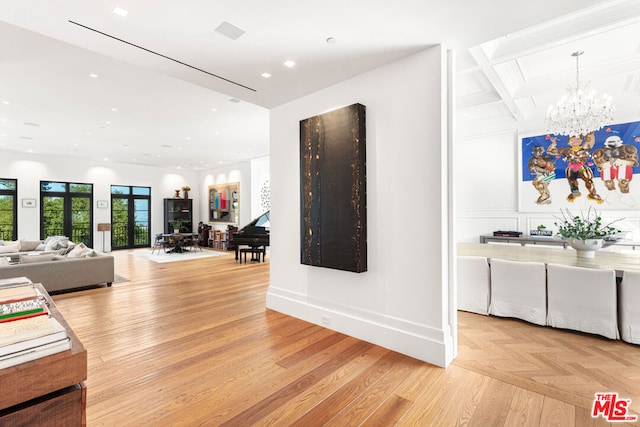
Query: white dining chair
489 258 547 325
457 256 490 315
546 263 619 340
619 270 640 344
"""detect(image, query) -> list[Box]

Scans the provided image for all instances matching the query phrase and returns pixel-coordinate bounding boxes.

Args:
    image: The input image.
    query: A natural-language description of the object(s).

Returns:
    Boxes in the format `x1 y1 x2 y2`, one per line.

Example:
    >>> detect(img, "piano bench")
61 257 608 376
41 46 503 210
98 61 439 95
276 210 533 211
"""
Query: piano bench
239 247 266 263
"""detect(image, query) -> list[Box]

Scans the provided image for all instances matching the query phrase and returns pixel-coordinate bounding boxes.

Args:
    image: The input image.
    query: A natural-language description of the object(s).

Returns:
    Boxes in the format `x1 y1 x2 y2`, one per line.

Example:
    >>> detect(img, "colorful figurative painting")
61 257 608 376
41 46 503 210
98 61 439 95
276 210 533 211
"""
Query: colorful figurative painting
520 120 640 211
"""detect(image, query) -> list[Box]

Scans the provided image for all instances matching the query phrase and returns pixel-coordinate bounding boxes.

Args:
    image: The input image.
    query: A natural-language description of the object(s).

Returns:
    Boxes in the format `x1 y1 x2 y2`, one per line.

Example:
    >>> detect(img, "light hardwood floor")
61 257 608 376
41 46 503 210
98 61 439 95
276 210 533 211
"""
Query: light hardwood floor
51 248 640 426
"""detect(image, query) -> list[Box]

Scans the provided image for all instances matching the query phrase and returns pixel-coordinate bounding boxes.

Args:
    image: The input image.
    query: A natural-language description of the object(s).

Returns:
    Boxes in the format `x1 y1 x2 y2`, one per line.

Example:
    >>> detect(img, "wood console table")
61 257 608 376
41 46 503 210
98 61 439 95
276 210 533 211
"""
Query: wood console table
460 242 640 278
479 234 569 247
479 234 640 250
0 283 87 426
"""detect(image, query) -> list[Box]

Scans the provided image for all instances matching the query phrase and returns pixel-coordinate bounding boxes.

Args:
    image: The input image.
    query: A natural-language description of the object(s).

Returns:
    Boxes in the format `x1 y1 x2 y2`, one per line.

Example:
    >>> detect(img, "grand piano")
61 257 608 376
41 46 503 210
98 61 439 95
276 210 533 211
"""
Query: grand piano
231 211 270 262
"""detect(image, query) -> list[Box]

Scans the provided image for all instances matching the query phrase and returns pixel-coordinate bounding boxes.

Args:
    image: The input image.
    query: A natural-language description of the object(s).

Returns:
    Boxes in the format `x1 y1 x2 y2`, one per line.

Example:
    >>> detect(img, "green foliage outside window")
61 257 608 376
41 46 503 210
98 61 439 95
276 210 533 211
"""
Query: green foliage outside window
41 181 92 246
0 179 17 240
110 186 150 248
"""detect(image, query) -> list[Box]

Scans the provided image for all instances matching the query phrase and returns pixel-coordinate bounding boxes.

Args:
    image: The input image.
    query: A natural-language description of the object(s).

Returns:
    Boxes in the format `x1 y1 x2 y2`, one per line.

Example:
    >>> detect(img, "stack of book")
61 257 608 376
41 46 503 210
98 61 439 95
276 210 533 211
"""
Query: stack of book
0 277 70 369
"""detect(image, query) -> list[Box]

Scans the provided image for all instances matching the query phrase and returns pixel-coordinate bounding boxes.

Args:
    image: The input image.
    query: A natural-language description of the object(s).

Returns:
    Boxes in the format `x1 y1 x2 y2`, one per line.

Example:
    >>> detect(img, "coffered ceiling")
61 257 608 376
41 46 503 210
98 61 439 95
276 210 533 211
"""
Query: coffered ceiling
456 0 640 139
0 0 625 168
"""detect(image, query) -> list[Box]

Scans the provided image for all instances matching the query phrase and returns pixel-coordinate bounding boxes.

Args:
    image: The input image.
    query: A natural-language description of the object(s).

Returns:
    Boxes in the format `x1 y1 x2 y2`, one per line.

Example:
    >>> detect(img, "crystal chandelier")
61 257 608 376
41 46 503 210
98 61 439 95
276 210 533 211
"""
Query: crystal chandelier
545 51 615 137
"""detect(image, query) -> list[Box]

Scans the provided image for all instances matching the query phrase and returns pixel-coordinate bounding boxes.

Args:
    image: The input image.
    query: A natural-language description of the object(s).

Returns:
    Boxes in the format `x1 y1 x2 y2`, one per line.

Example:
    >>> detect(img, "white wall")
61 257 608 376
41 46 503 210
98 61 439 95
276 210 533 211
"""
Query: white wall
1 151 197 250
268 47 455 367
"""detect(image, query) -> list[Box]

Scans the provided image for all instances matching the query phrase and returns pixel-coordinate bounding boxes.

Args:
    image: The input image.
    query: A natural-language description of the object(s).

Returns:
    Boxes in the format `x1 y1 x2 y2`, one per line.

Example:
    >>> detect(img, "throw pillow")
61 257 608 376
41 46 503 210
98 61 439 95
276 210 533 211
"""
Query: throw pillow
20 253 56 264
67 243 89 258
44 238 60 251
84 249 98 257
0 243 20 254
43 236 70 250
59 243 76 256
44 236 61 244
19 240 41 251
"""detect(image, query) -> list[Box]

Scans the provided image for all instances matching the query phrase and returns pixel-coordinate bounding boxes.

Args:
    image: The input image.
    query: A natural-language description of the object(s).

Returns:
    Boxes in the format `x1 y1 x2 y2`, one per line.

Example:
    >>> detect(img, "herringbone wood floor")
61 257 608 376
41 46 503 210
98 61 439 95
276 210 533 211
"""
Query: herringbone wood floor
51 248 640 426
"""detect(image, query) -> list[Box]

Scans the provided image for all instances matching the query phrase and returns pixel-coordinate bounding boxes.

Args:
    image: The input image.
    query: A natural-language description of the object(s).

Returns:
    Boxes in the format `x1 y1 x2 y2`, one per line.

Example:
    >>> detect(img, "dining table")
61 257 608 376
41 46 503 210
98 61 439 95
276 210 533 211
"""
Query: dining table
162 233 198 253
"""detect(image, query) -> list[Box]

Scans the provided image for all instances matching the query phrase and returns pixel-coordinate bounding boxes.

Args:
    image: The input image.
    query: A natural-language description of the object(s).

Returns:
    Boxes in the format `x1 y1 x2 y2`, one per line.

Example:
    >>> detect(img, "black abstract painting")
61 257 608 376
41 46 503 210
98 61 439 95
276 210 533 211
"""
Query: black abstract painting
300 103 367 273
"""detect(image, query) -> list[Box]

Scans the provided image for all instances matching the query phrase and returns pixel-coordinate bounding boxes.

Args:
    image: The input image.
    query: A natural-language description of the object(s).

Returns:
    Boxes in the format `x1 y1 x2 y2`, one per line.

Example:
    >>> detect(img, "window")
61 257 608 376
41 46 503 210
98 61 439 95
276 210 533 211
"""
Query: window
0 179 17 241
111 185 151 249
41 181 93 246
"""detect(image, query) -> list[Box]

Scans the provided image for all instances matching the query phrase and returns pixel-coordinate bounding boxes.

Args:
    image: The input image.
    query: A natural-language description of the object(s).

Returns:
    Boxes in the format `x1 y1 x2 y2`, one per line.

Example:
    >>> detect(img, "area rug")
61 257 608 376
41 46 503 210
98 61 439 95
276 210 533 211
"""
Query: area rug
129 249 230 264
114 274 129 283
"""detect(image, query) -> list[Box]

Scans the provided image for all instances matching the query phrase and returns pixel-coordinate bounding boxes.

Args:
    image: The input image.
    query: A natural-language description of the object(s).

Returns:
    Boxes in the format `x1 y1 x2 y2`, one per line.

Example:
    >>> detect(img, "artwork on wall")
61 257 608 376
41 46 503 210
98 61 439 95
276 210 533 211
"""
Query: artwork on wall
260 180 270 212
519 120 640 212
300 103 367 273
208 182 239 224
22 198 36 208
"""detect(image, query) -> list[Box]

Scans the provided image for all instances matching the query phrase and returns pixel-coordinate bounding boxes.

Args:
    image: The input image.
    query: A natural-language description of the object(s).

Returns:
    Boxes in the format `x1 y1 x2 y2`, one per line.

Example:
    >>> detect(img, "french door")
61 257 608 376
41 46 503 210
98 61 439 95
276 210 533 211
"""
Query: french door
0 179 17 241
111 186 151 249
40 181 93 246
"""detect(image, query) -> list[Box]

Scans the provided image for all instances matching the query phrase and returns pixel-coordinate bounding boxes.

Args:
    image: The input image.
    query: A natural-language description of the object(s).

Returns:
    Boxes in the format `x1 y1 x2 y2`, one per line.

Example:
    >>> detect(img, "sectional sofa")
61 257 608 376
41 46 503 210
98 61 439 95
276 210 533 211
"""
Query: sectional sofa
0 237 115 293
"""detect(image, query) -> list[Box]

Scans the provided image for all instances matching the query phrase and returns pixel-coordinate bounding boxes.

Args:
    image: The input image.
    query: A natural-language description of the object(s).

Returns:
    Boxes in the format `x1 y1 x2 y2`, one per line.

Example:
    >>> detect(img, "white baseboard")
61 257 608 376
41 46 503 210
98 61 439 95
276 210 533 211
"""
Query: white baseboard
266 287 454 368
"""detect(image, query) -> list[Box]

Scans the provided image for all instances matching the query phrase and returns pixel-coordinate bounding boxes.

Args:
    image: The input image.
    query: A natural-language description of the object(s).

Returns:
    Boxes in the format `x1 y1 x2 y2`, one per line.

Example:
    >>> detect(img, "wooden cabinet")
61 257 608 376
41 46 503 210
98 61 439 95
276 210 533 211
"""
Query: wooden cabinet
164 198 193 234
0 285 87 426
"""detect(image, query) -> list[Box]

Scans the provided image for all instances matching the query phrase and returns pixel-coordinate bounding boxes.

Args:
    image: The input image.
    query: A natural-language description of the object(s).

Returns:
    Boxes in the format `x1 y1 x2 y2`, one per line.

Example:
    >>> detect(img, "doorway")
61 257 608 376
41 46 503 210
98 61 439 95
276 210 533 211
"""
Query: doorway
111 186 151 249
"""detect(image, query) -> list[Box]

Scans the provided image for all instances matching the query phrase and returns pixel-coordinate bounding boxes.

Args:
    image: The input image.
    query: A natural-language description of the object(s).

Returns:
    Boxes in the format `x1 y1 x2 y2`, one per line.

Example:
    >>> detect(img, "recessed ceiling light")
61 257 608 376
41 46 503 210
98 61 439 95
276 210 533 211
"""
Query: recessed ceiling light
261 72 272 78
23 122 40 127
103 158 109 161
112 6 128 17
229 98 241 103
211 108 217 112
89 73 98 78
284 60 296 68
1 101 9 105
326 37 336 44
111 107 118 112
